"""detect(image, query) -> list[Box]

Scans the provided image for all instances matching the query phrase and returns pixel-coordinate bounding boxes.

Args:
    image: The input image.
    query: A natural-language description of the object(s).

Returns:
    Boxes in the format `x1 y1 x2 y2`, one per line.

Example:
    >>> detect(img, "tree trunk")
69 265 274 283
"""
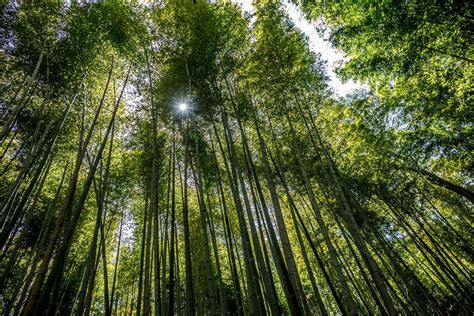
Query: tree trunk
168 126 176 316
182 117 195 316
25 64 127 315
110 209 124 312
192 137 218 315
137 187 149 316
210 139 244 316
408 167 474 204
284 111 357 315
1 50 44 143
213 110 265 315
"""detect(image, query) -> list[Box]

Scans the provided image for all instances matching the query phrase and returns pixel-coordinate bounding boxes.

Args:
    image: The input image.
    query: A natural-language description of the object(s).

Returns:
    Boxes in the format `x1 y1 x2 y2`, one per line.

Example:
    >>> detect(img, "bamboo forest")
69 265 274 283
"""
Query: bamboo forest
0 1 473 315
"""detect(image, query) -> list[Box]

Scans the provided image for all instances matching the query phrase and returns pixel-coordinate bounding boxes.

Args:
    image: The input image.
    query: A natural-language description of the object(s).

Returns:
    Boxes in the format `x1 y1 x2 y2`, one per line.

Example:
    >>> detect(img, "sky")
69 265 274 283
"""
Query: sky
233 0 362 97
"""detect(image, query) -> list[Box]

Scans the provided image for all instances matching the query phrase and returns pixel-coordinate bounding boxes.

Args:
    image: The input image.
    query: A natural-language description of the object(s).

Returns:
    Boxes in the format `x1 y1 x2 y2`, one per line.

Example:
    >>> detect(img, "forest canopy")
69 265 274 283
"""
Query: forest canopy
0 1 472 315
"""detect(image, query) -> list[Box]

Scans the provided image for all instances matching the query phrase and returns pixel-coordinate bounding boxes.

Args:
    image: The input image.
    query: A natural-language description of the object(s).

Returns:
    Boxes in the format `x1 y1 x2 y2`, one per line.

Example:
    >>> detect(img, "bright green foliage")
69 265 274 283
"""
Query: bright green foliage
298 0 473 176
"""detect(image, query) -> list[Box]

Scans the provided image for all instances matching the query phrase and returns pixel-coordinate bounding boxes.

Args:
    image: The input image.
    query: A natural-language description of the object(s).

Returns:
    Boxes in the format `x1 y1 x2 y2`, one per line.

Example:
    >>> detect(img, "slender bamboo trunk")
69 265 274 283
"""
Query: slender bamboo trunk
241 136 298 315
137 187 149 316
1 93 70 243
100 213 111 316
12 161 68 315
382 197 461 297
296 97 398 314
407 167 474 204
268 143 348 315
210 139 244 316
0 149 49 247
182 117 195 316
175 224 181 316
160 144 171 316
26 65 127 315
285 192 328 316
1 74 27 120
75 193 102 316
19 73 89 315
284 111 357 315
1 50 44 143
214 110 265 315
168 126 176 316
145 49 161 316
83 234 102 316
77 124 115 316
245 92 314 314
144 157 154 316
205 190 228 316
110 209 124 312
192 137 218 315
0 134 24 177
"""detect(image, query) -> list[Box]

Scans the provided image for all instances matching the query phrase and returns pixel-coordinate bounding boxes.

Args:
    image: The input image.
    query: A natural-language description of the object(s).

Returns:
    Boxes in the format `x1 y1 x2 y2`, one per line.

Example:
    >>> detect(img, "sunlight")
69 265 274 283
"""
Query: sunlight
178 102 188 112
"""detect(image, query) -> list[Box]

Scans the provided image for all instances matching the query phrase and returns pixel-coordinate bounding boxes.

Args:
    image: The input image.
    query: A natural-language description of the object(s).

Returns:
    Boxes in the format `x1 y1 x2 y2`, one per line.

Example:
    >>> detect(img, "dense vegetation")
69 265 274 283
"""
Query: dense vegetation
1 1 472 315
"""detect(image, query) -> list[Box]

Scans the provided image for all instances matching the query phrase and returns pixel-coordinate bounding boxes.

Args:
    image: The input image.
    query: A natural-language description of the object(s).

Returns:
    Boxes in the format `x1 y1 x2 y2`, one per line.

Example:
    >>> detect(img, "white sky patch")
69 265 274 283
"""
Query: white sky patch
119 206 137 251
232 0 255 15
233 0 363 97
283 1 363 96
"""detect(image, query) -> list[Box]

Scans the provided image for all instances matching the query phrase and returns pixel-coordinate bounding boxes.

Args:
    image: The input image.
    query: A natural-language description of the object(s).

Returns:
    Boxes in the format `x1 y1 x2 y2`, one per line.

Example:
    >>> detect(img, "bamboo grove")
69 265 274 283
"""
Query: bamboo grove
0 1 472 315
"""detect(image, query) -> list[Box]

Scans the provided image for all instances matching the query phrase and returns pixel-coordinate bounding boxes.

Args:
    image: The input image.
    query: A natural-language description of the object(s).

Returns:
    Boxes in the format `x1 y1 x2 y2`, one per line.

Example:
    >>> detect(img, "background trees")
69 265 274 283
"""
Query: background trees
1 1 472 315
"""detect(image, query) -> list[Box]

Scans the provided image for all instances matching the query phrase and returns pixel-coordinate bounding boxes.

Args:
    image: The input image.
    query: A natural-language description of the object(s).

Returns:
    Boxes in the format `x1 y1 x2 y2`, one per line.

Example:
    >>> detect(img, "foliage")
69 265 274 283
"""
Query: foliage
0 1 472 315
